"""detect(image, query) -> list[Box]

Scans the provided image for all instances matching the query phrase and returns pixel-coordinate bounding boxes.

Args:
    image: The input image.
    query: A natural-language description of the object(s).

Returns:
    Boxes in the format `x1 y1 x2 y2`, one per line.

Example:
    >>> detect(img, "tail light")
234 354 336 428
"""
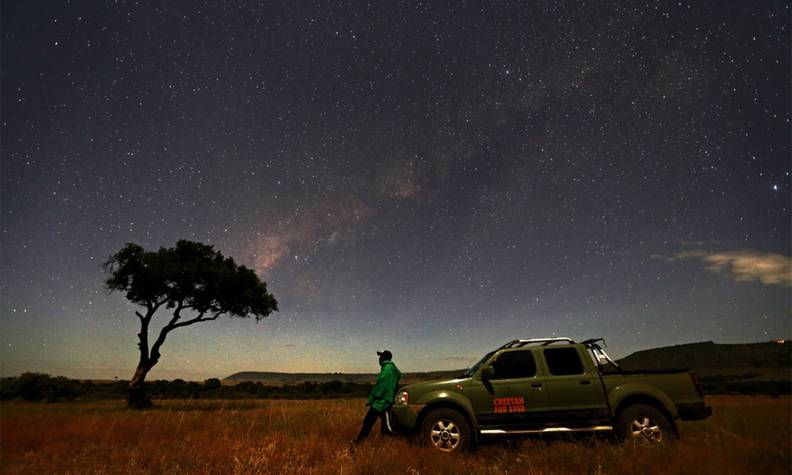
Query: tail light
395 391 409 405
690 372 704 397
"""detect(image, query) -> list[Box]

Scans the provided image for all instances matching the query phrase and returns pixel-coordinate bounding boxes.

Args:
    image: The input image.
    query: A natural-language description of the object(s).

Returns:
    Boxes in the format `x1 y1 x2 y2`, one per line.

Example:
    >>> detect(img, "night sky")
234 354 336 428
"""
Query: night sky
2 1 790 380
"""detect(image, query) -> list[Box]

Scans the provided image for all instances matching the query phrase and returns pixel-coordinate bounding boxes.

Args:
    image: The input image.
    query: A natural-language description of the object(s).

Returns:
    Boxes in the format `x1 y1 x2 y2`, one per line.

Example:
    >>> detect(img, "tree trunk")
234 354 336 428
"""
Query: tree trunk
128 364 152 409
130 306 154 409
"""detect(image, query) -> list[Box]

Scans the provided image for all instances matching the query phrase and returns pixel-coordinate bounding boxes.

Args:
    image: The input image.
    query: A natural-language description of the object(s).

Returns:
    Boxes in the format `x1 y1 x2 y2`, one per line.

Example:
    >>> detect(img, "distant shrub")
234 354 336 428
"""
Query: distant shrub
19 373 56 401
0 374 376 401
0 373 87 401
203 378 222 390
48 376 84 401
0 376 20 399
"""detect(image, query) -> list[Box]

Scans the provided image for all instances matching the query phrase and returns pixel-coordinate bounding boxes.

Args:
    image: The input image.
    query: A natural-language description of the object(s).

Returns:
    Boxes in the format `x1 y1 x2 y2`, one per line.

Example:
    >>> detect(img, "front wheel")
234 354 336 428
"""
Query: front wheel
615 404 677 446
419 408 472 453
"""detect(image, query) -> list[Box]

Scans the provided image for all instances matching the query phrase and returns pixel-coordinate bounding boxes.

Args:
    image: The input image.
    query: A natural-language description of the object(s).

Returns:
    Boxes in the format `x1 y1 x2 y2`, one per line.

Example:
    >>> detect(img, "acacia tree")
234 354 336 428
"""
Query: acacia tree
103 240 277 408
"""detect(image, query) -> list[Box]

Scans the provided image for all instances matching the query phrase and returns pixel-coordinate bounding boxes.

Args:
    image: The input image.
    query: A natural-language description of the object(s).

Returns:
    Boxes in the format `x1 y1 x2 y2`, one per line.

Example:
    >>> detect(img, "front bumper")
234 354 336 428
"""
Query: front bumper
677 402 712 421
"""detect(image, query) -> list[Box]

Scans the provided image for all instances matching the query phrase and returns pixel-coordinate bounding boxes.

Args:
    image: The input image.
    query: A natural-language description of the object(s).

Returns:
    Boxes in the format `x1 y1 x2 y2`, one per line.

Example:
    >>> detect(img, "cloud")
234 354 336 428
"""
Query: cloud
673 250 792 287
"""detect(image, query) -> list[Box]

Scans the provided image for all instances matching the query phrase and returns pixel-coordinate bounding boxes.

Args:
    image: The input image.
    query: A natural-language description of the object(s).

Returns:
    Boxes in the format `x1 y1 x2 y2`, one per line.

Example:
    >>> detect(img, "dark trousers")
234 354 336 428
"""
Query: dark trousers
355 406 393 442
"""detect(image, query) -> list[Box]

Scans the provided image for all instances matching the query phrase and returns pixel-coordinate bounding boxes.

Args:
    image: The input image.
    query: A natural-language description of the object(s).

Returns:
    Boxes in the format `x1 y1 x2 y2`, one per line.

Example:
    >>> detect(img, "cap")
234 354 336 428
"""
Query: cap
377 350 393 360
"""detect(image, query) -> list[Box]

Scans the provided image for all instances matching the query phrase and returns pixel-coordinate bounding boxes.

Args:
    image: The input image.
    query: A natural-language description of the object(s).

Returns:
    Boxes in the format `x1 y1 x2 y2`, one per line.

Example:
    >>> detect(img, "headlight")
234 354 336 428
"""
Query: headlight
395 390 409 405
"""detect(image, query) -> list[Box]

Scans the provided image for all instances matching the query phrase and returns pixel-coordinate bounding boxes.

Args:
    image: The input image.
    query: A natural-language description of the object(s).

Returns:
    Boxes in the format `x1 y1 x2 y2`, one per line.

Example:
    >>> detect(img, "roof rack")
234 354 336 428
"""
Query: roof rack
497 338 576 350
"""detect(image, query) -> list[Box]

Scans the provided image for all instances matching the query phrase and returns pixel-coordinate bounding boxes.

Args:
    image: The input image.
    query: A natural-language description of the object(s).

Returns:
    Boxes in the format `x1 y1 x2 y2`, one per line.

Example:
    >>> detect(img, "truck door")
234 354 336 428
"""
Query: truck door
540 346 610 426
471 349 548 427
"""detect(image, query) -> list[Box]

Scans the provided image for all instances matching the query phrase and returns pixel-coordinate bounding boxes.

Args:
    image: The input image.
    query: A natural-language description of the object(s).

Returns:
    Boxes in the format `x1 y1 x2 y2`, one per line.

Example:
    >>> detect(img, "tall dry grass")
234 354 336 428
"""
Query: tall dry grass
0 396 789 474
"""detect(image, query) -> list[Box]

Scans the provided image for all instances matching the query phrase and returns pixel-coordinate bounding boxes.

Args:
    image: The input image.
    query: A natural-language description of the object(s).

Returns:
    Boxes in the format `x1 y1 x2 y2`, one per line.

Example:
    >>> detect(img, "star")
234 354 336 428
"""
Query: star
0 0 788 378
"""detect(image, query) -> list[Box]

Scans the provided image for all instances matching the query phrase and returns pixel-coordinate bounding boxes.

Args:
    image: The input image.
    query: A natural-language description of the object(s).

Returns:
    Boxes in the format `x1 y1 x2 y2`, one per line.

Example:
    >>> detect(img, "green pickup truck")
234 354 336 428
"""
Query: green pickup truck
391 338 711 452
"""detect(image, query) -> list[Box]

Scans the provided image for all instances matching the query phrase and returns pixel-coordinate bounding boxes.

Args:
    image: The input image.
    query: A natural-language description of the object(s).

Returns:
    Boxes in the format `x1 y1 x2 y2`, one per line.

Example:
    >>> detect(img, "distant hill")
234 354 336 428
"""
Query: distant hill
616 341 791 380
224 369 464 385
225 341 791 387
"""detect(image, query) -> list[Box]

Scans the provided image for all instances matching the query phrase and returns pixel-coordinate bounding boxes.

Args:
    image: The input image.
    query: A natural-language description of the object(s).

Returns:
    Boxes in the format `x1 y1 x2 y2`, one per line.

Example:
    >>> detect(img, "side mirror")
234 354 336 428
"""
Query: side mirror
479 365 495 380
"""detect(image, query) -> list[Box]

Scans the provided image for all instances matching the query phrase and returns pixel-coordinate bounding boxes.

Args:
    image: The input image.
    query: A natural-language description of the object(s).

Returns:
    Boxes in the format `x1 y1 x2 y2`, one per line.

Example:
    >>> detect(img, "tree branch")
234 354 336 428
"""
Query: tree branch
170 311 224 329
138 299 165 324
147 307 225 367
148 303 186 366
164 303 185 328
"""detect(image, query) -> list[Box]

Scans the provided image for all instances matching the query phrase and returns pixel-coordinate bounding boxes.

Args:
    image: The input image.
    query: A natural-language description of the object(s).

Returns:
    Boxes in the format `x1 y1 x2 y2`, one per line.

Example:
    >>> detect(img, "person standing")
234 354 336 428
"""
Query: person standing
354 350 402 444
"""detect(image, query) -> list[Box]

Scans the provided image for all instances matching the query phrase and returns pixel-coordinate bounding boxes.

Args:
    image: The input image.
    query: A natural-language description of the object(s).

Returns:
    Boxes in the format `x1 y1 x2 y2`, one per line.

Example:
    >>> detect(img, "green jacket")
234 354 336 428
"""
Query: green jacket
366 360 402 412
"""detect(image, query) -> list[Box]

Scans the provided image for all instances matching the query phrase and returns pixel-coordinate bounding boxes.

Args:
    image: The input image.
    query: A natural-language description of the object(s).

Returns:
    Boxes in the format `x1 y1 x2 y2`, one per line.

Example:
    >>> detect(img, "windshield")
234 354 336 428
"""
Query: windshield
464 350 496 377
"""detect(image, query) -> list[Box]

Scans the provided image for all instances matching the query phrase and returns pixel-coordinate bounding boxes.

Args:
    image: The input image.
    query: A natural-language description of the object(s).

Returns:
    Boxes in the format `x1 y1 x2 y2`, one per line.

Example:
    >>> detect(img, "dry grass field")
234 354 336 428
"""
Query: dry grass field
0 396 789 474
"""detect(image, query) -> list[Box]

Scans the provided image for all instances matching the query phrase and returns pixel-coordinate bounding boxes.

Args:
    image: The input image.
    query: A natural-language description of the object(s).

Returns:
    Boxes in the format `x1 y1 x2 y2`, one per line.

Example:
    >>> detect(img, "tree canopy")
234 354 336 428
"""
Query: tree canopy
104 240 277 320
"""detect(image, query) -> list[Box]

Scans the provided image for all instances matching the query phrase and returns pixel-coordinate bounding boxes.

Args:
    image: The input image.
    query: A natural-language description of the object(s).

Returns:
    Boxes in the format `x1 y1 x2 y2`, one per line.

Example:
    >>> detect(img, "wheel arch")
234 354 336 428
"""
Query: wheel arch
610 383 679 418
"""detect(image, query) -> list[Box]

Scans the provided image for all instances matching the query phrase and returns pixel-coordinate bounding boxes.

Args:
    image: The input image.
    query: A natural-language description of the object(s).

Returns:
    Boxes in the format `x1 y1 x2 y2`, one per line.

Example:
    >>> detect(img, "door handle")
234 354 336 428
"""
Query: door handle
531 383 543 388
579 380 592 385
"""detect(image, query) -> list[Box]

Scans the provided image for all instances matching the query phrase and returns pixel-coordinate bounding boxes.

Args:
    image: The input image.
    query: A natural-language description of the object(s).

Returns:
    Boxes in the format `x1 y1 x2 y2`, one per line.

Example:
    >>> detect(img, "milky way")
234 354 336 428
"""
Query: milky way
2 1 789 379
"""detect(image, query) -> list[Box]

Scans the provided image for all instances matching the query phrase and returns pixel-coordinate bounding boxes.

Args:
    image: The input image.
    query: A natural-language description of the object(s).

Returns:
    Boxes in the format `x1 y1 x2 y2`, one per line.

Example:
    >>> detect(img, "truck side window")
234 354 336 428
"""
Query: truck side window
543 347 584 375
491 351 537 379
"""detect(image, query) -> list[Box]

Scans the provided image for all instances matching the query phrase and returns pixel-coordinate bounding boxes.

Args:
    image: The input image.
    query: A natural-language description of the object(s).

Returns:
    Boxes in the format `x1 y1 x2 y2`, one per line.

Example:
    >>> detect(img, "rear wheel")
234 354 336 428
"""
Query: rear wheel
419 408 472 453
615 404 677 446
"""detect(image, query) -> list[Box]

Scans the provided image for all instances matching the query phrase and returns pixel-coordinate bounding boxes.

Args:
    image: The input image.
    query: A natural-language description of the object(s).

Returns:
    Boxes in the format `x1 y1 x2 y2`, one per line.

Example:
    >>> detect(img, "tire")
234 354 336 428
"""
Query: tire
419 408 472 453
615 403 677 446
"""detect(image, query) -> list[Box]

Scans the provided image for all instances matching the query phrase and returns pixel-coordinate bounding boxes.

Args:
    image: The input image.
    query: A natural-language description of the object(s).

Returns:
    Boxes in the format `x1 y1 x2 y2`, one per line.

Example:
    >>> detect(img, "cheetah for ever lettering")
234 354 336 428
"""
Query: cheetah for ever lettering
493 396 526 414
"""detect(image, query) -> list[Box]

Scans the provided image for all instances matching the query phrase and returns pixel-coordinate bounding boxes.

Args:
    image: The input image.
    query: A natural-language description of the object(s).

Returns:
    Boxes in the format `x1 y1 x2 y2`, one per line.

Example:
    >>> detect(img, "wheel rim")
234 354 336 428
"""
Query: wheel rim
429 419 461 451
630 416 663 444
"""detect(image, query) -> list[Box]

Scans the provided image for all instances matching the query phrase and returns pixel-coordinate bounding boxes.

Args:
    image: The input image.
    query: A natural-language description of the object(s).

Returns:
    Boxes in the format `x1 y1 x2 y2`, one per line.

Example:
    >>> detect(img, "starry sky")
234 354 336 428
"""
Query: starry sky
2 1 790 380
